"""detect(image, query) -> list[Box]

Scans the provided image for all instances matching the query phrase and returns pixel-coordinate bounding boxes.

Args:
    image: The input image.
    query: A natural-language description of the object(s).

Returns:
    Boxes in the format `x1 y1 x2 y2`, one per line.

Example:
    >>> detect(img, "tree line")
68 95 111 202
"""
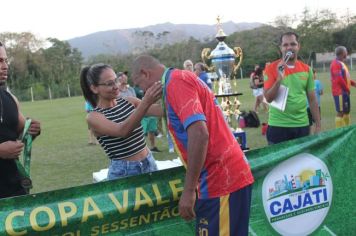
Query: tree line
0 8 355 101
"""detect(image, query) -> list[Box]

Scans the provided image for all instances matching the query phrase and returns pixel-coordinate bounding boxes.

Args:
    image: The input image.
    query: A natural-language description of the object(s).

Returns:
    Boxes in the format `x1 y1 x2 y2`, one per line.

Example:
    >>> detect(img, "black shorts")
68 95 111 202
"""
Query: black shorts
266 125 310 145
0 160 27 199
0 179 27 199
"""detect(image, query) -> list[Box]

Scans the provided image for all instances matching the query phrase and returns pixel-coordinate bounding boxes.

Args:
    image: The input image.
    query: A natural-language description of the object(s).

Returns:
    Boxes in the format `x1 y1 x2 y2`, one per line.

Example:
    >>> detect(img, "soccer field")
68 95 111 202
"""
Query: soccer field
19 71 356 194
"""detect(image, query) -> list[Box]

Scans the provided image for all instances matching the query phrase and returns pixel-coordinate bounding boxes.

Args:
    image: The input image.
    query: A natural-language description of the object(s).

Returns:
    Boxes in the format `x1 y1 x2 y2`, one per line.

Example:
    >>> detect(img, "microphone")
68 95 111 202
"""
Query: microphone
284 51 293 63
278 51 293 72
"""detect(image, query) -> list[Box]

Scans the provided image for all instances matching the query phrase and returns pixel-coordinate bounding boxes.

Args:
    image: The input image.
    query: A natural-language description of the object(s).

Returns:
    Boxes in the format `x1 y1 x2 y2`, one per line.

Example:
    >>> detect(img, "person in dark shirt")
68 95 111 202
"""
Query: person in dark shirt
194 62 212 89
251 67 268 112
0 41 41 199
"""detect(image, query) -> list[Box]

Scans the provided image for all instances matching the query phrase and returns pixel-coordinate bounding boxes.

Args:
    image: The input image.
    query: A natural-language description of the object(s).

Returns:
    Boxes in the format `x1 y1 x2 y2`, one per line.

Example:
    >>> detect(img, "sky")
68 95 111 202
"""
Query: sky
1 0 355 40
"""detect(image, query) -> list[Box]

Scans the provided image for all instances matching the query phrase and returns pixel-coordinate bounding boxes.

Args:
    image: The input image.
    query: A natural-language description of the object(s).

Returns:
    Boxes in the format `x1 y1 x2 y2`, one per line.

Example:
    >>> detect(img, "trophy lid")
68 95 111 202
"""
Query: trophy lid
215 16 227 41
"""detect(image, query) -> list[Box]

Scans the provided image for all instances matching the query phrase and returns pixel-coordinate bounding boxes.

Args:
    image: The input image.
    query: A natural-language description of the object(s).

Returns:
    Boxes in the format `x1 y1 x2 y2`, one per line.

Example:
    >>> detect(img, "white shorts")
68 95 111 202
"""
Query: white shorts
253 88 263 97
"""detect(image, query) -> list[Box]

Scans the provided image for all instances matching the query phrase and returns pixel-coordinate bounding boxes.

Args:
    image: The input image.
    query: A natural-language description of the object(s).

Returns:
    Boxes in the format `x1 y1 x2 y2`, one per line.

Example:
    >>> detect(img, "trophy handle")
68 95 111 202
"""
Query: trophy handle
201 48 215 72
233 47 243 75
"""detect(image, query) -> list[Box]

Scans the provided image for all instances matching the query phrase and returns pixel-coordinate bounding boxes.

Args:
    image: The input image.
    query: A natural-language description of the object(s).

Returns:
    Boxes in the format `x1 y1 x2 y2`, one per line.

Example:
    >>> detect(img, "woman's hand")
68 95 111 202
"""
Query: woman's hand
142 81 163 106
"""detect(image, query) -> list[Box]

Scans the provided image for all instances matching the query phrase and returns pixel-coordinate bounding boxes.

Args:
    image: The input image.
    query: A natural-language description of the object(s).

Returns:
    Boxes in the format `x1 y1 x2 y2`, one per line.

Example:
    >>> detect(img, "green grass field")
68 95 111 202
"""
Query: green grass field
19 71 356 194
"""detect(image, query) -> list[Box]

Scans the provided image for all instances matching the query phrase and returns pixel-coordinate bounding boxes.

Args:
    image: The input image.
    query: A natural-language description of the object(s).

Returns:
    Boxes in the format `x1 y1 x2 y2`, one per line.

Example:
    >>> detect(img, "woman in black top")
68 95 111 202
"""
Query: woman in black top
80 63 163 180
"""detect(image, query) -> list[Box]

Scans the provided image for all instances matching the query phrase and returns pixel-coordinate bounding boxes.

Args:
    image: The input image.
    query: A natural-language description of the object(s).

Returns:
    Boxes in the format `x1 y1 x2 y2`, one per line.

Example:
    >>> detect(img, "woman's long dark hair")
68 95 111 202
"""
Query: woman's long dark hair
79 63 112 107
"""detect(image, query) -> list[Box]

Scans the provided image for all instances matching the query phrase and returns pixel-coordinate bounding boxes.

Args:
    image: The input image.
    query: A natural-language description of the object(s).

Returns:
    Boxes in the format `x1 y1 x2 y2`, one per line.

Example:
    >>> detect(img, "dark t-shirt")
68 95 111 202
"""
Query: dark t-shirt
0 90 26 198
253 76 264 88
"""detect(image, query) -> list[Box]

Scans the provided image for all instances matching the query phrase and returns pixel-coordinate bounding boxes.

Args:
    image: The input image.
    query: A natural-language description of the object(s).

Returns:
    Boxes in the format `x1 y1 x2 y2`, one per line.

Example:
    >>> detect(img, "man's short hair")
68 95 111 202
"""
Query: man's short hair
279 32 299 45
335 46 347 57
183 59 193 67
195 62 207 72
131 55 161 77
183 59 193 68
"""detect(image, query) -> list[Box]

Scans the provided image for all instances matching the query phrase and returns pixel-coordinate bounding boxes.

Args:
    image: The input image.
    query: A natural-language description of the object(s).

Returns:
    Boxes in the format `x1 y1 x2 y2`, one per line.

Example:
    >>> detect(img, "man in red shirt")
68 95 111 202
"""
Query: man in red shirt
330 46 356 128
132 55 254 236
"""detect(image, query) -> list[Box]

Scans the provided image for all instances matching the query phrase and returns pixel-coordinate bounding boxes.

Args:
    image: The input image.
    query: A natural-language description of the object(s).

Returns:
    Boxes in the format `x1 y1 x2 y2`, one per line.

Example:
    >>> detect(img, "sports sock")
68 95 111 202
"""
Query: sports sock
343 114 350 126
335 117 344 128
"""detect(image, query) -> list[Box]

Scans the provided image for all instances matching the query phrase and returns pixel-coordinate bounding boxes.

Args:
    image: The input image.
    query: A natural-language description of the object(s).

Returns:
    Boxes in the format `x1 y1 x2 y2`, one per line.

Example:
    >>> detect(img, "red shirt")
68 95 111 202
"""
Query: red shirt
330 59 354 96
164 68 254 199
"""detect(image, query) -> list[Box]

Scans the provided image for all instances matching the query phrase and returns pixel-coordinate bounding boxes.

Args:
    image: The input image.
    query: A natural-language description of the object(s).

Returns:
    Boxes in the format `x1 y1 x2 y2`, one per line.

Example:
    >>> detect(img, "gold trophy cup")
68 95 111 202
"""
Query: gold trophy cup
201 16 243 95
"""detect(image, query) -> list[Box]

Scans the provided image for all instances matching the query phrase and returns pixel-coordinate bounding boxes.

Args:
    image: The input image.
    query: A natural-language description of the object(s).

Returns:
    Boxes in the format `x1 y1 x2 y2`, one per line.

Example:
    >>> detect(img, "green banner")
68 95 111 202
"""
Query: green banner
247 124 356 235
1 125 355 235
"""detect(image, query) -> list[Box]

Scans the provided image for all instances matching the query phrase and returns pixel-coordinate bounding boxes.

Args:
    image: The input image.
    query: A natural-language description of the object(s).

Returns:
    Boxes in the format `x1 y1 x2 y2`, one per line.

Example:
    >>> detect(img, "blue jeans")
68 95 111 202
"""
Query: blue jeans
107 152 158 180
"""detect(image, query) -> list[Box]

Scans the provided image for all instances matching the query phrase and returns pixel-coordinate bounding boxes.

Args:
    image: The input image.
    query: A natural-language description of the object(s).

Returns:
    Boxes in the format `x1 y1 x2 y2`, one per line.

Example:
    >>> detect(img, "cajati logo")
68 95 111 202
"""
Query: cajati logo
262 153 333 236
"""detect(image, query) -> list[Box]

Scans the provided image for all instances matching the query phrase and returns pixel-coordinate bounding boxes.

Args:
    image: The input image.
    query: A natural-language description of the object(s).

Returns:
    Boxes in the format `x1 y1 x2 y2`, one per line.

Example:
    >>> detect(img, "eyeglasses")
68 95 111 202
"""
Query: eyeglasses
97 77 120 87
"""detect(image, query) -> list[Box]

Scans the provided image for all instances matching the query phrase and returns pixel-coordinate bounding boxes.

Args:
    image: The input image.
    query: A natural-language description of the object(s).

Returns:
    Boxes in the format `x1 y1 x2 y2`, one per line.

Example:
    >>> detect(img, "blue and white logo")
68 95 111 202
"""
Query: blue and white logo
262 153 333 235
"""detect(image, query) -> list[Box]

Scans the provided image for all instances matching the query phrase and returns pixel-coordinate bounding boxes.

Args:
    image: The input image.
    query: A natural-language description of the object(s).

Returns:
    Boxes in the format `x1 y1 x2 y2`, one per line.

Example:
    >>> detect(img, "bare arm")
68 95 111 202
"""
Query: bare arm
89 82 162 137
146 104 163 116
264 78 282 103
179 121 209 221
8 92 41 139
264 61 284 103
351 79 356 87
125 97 163 117
307 90 321 134
0 94 25 159
11 93 25 136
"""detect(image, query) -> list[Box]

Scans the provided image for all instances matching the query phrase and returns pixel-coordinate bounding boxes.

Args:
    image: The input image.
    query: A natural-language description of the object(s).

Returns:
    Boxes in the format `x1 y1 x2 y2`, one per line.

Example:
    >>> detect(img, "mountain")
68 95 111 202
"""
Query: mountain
67 21 263 58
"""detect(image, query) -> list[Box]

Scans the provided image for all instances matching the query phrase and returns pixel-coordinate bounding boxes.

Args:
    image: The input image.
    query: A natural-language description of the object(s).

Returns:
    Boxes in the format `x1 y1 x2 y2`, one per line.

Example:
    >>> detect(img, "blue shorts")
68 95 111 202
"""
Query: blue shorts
333 94 350 113
195 184 252 236
107 151 158 180
266 125 309 145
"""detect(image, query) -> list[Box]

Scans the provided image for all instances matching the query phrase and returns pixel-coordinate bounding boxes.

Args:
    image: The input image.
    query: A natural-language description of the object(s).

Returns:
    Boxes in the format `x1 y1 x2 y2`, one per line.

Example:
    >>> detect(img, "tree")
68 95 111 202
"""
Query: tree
332 23 356 53
296 8 339 61
226 25 286 76
272 14 298 28
0 32 44 89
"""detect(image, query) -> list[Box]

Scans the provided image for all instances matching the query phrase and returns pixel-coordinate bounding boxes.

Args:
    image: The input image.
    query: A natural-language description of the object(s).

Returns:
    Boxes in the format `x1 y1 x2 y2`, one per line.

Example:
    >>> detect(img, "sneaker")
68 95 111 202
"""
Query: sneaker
156 133 163 138
150 147 161 153
169 148 175 153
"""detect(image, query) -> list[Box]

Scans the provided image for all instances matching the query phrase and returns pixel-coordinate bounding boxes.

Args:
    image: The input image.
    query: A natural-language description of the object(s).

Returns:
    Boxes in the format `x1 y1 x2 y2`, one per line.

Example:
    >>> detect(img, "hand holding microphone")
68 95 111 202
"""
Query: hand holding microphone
278 51 293 73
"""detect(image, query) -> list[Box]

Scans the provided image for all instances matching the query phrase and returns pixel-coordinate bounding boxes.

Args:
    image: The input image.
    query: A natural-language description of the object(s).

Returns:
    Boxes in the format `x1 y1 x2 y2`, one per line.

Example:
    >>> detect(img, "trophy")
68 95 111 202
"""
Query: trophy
201 16 243 95
202 17 244 132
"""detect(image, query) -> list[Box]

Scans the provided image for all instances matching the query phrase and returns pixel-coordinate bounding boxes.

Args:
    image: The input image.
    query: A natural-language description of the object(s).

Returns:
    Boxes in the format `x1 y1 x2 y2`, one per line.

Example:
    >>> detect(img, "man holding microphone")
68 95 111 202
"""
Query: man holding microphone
264 32 321 144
